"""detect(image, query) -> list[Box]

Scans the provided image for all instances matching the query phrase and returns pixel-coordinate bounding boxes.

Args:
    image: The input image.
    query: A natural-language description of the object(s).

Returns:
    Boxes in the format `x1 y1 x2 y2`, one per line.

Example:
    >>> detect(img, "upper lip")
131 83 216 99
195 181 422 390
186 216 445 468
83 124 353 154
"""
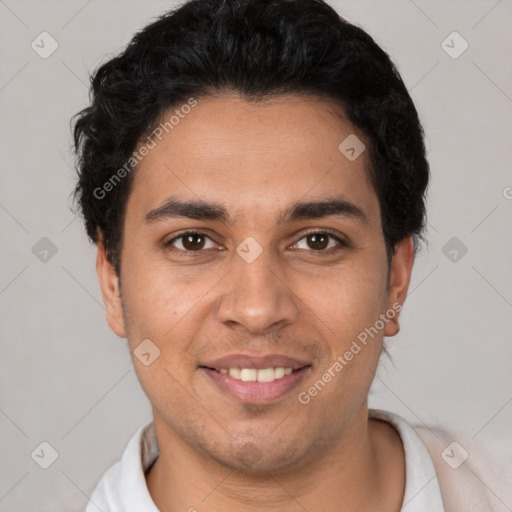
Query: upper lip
200 354 311 370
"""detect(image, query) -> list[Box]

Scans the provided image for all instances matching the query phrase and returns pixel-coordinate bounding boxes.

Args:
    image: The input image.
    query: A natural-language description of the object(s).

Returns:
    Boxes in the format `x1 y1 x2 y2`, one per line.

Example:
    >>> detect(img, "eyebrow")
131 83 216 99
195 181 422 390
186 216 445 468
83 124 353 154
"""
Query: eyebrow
144 197 367 225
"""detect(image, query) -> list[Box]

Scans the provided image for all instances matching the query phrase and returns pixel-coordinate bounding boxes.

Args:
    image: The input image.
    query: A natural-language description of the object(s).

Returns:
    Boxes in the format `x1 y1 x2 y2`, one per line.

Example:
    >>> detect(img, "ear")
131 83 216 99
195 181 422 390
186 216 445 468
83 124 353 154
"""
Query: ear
96 239 127 338
384 237 415 337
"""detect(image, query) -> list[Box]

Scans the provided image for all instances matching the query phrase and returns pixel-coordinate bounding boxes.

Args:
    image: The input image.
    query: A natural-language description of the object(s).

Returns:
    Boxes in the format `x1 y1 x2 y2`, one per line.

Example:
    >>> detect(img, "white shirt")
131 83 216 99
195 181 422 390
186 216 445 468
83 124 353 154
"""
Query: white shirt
85 409 497 512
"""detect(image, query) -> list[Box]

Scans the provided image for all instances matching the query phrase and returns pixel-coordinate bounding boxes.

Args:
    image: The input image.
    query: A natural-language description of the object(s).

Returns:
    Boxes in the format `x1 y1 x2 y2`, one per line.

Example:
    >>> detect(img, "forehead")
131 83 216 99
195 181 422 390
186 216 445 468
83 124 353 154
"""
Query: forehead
127 94 379 224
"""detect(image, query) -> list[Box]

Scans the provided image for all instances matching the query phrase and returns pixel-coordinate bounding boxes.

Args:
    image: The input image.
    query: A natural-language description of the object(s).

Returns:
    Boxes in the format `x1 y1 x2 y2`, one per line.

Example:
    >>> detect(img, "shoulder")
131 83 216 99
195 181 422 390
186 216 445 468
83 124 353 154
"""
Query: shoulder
85 420 159 512
412 422 510 512
85 460 122 512
370 408 510 512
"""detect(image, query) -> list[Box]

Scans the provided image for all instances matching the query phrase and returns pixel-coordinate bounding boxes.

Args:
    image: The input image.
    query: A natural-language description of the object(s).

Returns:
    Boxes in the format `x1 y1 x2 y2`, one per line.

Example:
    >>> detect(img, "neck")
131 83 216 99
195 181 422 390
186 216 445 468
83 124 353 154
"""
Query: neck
146 405 405 512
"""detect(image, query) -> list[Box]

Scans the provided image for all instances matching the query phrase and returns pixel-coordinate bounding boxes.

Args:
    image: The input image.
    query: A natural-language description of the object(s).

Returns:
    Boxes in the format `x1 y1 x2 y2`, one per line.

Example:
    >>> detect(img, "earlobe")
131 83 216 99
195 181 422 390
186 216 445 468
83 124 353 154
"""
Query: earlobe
384 237 415 338
96 240 127 338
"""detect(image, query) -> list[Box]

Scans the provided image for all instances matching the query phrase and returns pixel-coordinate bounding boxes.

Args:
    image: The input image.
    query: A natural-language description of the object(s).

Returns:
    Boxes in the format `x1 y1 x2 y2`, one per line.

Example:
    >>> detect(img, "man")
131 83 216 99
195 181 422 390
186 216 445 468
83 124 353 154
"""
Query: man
74 1 495 510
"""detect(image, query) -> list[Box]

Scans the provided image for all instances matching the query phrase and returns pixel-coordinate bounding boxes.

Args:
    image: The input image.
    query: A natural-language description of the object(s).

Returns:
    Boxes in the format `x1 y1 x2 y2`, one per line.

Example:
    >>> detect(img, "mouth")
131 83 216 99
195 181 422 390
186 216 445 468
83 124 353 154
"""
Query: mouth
214 366 294 382
199 354 312 404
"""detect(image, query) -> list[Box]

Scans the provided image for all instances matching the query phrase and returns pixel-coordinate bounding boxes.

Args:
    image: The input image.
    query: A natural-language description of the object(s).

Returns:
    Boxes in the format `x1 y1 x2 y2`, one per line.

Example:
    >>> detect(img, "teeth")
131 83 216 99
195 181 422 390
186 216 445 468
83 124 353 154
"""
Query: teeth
229 368 241 379
256 368 275 382
240 368 257 382
220 367 294 382
274 367 285 379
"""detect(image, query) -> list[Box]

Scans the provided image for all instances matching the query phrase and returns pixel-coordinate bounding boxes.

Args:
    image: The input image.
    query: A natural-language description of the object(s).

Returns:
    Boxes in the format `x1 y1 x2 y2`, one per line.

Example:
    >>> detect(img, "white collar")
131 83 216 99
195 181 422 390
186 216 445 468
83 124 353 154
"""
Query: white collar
86 409 445 511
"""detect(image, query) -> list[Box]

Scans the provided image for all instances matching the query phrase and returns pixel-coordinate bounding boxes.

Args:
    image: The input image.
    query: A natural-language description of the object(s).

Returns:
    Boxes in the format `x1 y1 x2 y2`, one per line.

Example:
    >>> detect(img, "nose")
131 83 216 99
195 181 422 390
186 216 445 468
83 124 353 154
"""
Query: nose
215 248 299 335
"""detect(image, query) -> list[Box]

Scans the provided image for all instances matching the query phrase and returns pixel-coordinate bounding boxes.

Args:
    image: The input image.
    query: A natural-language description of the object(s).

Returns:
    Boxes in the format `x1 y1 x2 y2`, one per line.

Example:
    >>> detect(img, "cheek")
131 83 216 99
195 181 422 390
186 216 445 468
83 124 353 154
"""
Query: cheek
121 262 203 406
299 259 388 404
120 253 205 338
307 258 388 339
297 273 386 421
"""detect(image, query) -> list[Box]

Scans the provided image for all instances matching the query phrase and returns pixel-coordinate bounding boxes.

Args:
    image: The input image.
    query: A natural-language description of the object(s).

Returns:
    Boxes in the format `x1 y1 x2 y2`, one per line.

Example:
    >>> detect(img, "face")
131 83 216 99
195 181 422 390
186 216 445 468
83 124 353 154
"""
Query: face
97 94 413 473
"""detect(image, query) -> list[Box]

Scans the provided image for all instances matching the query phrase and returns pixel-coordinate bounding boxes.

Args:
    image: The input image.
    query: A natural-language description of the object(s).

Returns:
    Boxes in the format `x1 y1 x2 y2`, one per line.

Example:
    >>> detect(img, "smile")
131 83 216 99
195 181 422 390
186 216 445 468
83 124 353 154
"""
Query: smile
199 354 311 404
216 367 293 382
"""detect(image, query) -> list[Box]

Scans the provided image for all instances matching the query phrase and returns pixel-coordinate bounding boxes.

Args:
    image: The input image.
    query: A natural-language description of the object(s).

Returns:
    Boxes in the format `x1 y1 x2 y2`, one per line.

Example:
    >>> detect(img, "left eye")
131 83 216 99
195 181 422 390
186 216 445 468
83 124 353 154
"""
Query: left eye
293 232 345 251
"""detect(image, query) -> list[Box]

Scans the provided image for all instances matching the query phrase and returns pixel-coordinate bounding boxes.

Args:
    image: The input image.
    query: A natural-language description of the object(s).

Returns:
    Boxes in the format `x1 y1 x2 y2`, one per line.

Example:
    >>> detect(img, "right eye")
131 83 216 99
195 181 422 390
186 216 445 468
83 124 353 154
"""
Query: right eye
165 231 218 252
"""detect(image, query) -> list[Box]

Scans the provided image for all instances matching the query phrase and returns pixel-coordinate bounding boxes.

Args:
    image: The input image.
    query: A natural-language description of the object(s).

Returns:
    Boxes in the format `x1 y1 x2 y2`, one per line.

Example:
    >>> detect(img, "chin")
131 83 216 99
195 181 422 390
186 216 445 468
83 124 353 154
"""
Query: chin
205 436 309 474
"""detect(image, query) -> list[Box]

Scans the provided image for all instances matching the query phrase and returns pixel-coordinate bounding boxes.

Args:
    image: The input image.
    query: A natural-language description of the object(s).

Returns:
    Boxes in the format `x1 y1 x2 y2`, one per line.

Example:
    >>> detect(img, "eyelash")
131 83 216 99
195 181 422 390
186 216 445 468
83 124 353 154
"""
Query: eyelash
164 229 348 256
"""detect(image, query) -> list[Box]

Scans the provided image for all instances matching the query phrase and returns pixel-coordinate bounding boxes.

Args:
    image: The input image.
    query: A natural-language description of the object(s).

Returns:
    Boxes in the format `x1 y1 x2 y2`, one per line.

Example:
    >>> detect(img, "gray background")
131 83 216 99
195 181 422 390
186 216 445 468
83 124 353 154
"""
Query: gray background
1 0 511 510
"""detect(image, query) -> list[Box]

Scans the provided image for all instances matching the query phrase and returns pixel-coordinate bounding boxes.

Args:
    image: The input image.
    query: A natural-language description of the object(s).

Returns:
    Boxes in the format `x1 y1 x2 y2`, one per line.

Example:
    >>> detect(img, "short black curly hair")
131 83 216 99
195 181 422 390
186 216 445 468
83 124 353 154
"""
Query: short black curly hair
73 0 429 275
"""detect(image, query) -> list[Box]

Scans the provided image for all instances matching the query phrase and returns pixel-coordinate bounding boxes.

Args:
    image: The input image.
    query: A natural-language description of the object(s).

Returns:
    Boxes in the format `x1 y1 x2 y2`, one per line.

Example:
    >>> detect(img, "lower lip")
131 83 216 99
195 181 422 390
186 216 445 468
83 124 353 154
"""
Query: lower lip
201 367 310 404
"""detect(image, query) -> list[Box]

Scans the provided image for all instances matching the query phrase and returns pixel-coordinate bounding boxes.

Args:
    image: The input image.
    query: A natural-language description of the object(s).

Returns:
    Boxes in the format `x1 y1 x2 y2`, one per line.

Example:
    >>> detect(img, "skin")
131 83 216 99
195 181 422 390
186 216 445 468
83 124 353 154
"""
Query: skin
97 93 414 512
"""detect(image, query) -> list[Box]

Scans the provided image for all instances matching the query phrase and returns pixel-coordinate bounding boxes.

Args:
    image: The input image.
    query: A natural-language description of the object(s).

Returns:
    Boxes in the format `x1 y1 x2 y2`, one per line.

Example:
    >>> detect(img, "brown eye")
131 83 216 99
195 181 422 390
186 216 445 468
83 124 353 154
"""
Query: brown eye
292 231 347 253
166 231 217 252
306 233 329 250
182 233 205 250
